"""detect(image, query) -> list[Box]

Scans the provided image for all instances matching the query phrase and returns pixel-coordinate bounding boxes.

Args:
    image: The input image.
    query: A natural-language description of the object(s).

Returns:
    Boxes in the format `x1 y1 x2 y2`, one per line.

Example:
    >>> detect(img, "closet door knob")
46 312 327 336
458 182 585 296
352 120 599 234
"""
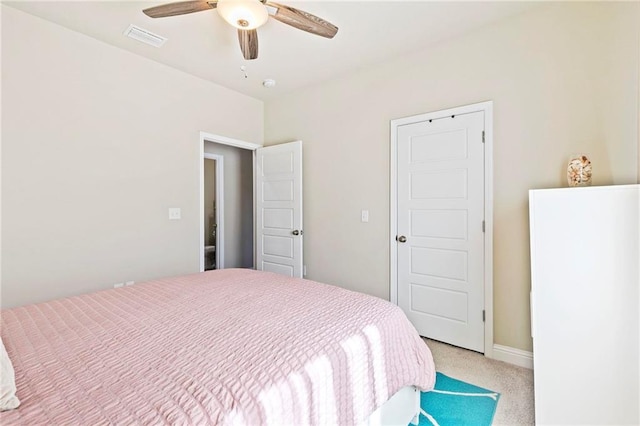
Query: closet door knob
292 230 300 236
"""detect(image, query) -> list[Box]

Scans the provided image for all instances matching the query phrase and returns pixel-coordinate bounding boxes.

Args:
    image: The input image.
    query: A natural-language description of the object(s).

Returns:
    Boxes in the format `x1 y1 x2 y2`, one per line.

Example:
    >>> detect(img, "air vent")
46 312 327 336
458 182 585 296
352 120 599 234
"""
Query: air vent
123 24 167 48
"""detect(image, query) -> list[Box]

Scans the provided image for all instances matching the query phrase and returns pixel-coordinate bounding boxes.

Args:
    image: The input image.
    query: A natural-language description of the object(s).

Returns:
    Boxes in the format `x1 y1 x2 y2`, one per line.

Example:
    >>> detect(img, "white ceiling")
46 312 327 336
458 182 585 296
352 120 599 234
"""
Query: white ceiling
5 1 542 101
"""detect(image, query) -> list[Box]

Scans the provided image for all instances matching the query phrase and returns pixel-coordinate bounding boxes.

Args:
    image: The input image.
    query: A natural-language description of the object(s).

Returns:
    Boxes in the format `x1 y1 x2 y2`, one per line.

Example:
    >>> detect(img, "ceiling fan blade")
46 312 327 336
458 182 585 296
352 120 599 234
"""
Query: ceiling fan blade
143 1 216 18
266 2 337 39
238 29 258 60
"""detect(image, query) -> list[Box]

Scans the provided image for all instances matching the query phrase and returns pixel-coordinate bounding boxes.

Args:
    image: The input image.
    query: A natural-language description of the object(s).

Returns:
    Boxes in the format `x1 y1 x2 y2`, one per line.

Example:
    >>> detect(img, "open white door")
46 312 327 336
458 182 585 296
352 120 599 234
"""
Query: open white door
255 141 303 277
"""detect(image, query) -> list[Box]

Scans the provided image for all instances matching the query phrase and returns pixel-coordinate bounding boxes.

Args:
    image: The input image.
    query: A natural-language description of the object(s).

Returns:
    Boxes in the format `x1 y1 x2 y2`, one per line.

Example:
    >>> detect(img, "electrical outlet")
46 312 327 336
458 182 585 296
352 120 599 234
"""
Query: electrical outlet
125 281 135 286
113 283 124 289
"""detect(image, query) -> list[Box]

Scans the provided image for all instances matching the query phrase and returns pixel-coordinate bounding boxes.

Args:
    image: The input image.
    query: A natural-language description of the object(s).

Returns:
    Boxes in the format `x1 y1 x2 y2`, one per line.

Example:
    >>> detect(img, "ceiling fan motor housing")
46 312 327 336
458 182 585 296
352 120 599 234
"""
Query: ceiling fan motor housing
217 0 268 30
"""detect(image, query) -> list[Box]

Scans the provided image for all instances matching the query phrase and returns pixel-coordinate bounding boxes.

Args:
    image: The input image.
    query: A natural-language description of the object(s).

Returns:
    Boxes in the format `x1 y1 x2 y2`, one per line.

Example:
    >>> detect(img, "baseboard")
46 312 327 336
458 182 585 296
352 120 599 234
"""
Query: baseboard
491 344 534 369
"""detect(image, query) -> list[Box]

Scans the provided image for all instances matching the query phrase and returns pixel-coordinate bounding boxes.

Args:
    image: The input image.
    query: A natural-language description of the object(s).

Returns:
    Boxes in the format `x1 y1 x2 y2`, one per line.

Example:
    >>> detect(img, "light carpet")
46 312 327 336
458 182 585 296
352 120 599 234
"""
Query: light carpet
424 338 535 425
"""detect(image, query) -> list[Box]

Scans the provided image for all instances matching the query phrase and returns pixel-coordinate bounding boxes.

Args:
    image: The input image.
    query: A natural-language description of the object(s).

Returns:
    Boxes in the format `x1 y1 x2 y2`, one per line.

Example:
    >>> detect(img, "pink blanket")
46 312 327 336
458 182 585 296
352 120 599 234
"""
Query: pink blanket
1 269 435 425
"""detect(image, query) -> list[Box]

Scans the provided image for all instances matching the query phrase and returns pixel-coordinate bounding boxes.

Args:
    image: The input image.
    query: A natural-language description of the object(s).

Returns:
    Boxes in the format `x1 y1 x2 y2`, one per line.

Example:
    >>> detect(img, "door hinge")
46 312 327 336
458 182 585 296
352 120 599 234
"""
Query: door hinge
483 310 486 322
482 130 485 143
482 220 485 233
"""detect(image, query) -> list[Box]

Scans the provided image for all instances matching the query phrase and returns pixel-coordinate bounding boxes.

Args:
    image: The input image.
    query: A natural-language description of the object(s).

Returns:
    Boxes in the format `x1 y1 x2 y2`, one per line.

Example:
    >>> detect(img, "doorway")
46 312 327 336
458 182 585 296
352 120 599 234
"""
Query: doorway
199 133 260 272
390 101 494 356
198 133 305 278
203 155 223 270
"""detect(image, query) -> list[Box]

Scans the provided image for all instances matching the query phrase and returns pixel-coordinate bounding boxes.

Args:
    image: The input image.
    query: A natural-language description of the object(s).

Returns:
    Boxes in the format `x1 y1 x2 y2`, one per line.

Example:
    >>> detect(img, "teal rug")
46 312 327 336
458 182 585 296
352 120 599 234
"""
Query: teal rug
415 372 500 426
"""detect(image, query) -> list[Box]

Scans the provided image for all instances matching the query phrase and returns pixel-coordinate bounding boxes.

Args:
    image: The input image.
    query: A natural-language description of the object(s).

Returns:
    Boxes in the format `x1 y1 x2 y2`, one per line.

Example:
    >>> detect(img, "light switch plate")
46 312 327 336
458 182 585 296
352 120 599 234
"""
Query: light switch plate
169 208 181 220
361 210 369 222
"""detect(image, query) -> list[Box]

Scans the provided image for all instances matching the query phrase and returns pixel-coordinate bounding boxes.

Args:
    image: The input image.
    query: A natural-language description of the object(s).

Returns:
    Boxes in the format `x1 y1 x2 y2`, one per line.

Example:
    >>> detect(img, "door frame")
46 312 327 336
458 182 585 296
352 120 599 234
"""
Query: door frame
199 132 261 272
389 101 494 357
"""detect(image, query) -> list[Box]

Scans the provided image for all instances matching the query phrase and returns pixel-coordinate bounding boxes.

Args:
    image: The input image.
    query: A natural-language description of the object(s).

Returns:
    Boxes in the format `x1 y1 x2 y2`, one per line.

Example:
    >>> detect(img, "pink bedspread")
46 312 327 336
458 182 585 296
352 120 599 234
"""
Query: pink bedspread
1 269 435 425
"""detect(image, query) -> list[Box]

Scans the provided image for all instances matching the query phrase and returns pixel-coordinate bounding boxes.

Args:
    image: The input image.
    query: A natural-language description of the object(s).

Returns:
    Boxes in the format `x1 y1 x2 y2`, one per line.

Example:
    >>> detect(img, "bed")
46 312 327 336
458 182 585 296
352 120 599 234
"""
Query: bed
0 269 435 425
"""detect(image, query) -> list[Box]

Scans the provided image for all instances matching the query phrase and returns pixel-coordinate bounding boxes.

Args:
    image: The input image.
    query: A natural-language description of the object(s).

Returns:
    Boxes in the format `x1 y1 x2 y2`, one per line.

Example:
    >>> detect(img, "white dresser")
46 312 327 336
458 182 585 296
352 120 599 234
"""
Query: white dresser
529 185 639 425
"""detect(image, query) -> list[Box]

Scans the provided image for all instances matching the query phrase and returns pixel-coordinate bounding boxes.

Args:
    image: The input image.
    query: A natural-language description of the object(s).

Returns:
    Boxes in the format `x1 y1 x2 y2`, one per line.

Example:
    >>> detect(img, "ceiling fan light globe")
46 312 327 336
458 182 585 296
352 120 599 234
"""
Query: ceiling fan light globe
217 0 268 30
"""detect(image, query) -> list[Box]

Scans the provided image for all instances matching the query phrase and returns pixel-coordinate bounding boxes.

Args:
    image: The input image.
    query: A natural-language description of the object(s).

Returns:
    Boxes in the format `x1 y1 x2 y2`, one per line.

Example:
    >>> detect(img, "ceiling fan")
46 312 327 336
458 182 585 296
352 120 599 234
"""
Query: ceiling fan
143 0 338 60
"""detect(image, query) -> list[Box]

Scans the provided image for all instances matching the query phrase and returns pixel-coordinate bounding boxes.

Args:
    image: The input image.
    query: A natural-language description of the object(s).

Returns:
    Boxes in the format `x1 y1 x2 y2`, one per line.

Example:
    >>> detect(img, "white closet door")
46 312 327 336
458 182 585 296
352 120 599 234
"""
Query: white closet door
397 111 485 352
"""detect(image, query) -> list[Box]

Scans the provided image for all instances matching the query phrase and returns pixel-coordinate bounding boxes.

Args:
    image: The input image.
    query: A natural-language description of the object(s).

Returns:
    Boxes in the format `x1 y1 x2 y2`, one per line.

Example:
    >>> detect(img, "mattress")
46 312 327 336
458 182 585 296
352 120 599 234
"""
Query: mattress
0 269 435 425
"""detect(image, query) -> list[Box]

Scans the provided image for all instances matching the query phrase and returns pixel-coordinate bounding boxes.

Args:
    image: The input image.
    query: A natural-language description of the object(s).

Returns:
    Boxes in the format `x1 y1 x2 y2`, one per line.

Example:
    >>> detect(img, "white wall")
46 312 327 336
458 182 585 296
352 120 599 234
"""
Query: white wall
204 142 254 269
1 6 263 308
264 2 640 352
597 4 640 185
